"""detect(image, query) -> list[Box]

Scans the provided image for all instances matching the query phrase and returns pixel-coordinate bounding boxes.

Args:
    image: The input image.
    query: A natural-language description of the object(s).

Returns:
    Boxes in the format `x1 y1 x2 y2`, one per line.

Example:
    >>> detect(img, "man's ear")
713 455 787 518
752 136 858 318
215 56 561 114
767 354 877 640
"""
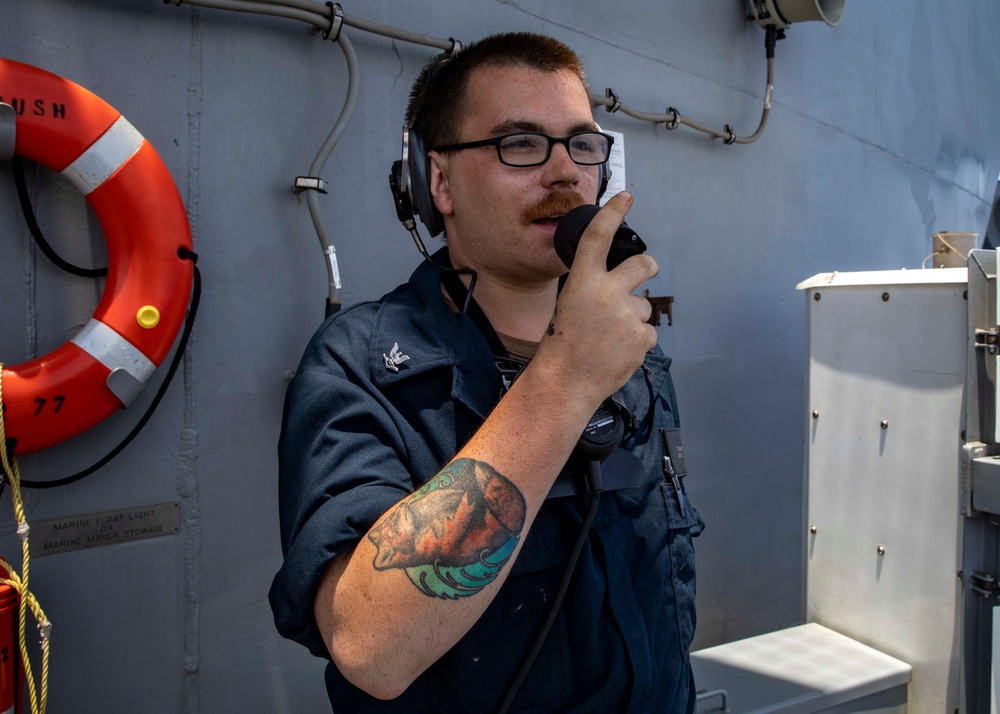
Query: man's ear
428 151 454 217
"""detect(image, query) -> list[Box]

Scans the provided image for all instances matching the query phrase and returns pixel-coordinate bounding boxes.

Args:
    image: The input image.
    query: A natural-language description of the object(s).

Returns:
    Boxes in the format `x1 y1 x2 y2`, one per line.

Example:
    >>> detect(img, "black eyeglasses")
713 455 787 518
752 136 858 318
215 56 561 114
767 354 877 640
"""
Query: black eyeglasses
433 131 614 168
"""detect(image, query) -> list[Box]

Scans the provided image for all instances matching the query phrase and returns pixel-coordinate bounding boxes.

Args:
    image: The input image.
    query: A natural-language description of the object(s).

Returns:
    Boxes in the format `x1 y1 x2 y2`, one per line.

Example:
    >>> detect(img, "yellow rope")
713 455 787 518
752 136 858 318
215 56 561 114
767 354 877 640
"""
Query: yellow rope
0 365 50 714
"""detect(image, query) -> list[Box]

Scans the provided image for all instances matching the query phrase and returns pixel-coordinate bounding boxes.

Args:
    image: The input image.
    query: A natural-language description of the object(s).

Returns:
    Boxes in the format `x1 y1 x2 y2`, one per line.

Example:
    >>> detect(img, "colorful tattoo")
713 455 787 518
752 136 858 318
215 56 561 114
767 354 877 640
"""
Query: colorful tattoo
368 458 526 599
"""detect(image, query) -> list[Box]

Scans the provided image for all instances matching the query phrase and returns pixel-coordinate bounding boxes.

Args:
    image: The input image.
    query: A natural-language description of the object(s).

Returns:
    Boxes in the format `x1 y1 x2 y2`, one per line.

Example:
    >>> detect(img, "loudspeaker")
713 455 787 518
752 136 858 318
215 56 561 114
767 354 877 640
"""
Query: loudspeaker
389 126 612 240
749 0 845 28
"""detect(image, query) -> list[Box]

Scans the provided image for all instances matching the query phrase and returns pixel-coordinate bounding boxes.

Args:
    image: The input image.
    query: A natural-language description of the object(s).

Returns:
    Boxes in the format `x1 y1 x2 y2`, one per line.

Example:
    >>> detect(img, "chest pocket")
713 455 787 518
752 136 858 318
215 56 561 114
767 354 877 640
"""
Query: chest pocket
426 515 573 713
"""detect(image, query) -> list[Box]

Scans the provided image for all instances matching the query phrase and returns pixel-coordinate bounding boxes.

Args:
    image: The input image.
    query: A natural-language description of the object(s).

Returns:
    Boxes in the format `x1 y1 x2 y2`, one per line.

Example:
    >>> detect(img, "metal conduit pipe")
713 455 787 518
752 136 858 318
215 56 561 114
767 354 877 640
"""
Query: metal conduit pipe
168 0 329 30
240 0 458 51
304 28 360 315
247 0 327 14
590 57 773 145
340 12 457 52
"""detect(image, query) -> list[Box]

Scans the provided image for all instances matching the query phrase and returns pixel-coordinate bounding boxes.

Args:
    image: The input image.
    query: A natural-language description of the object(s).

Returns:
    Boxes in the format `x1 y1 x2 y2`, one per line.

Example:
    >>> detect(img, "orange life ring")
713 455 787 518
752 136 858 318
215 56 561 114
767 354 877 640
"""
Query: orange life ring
0 59 193 456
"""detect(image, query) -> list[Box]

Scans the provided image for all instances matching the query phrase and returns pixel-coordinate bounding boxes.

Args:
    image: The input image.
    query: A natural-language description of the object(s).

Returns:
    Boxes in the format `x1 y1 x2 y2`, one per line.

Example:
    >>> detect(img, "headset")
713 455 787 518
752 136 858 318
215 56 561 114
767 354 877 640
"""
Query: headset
389 125 612 244
389 127 445 240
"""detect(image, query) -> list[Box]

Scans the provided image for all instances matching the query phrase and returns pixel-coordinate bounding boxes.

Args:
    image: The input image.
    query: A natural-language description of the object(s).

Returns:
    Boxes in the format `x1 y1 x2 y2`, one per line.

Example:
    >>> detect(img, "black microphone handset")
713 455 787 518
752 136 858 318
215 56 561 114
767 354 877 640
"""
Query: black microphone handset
553 203 647 271
547 204 649 494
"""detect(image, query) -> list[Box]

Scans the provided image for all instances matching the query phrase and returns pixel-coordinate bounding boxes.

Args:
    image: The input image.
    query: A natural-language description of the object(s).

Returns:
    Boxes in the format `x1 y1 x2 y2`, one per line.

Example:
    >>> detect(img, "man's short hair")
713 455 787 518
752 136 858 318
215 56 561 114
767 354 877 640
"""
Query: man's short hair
405 32 588 151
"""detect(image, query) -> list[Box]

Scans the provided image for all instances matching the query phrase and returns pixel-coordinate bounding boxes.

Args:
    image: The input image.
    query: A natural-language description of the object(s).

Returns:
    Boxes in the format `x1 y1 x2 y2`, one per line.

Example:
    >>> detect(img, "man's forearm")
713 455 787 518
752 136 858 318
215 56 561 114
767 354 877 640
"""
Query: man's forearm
313 364 595 699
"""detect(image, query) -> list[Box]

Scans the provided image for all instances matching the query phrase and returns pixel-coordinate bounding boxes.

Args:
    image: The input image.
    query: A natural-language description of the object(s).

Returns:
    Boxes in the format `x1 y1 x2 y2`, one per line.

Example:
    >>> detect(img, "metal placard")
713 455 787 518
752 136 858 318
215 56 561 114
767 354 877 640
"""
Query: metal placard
29 502 180 557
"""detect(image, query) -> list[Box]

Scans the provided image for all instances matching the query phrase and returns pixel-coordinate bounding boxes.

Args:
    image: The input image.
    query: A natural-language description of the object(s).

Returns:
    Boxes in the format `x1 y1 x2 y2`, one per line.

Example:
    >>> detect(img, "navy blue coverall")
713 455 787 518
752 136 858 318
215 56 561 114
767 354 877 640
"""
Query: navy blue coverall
270 254 704 713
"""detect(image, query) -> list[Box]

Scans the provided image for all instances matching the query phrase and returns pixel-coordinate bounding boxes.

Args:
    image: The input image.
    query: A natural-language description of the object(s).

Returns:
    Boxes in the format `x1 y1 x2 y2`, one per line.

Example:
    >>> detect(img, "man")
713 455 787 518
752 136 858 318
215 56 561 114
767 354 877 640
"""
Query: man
270 32 703 712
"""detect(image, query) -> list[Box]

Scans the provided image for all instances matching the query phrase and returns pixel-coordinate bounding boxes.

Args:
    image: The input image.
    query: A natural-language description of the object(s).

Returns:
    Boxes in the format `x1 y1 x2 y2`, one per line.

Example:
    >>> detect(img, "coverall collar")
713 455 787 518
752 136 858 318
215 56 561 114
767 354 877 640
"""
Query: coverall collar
370 248 499 422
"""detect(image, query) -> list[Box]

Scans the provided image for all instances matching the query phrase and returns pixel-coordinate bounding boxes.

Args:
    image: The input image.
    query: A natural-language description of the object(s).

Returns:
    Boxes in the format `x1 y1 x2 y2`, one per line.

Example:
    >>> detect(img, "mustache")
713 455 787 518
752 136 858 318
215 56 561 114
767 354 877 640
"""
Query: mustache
522 193 588 223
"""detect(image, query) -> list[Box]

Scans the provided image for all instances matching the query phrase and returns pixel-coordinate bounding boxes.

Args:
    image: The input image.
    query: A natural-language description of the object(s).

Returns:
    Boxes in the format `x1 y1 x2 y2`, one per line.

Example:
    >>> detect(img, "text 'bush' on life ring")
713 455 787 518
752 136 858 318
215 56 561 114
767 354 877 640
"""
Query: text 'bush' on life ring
0 58 194 456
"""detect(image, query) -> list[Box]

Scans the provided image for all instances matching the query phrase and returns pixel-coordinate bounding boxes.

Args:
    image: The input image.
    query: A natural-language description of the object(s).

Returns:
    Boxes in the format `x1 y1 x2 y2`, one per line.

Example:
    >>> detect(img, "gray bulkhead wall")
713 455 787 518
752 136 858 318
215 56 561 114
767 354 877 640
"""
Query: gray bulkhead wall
0 0 997 710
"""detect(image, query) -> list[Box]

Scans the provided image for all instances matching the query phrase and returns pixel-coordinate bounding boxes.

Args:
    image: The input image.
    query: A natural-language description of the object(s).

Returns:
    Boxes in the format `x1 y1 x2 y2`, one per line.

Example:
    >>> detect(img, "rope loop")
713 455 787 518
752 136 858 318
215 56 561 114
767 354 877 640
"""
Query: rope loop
0 366 51 714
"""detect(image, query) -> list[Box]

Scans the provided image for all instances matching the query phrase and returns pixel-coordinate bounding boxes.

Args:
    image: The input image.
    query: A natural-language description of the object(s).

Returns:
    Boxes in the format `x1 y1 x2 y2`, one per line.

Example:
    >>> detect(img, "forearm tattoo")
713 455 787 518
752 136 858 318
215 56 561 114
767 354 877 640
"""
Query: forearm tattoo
368 458 527 599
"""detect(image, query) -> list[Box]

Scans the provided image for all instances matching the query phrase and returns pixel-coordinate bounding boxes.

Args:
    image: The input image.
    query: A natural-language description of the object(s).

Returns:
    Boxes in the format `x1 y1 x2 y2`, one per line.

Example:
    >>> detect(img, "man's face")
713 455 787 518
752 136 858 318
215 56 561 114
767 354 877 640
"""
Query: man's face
429 65 602 287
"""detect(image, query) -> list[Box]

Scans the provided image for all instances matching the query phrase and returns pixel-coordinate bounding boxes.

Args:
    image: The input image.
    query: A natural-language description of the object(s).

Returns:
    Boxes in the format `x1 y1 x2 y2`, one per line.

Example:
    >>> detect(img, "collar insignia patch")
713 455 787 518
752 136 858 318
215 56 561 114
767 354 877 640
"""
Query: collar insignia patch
383 342 411 373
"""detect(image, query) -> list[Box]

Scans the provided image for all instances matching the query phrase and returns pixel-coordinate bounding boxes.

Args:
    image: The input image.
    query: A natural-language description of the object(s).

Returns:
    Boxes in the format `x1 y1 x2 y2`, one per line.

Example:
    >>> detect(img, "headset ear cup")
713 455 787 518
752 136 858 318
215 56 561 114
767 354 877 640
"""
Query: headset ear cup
389 160 414 224
406 130 446 237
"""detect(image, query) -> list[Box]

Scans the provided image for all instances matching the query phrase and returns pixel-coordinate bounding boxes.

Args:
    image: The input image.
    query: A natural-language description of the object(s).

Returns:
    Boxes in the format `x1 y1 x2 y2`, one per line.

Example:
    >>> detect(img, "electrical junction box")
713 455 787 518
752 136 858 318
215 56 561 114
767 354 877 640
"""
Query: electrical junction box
797 268 969 714
692 266 998 713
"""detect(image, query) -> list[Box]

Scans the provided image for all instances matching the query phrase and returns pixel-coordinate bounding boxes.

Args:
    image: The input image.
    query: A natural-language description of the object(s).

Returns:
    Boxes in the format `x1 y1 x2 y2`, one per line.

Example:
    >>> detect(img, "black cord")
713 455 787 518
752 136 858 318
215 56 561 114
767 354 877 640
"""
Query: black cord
764 24 784 59
421 243 477 313
496 462 603 714
11 155 108 278
4 249 201 489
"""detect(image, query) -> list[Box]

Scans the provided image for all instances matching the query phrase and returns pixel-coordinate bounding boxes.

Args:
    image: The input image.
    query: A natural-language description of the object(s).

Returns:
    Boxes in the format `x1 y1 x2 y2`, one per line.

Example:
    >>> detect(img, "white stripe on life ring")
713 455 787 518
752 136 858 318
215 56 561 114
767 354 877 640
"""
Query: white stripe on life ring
71 319 156 407
60 115 144 195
